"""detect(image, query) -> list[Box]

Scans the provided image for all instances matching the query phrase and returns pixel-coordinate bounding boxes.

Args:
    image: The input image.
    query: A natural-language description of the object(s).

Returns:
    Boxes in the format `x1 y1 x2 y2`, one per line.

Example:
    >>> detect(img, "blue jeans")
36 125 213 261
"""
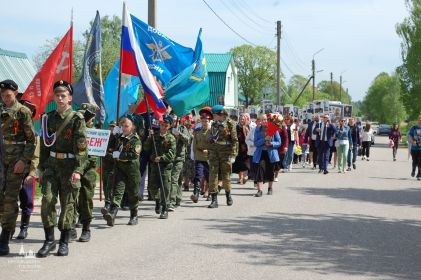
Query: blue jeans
347 146 357 167
283 142 295 169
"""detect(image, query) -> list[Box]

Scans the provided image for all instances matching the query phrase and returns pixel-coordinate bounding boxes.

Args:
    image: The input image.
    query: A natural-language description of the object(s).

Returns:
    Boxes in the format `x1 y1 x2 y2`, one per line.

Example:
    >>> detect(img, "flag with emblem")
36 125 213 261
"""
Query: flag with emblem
22 27 73 120
73 11 105 124
164 29 210 117
104 58 140 122
120 3 166 116
130 14 194 86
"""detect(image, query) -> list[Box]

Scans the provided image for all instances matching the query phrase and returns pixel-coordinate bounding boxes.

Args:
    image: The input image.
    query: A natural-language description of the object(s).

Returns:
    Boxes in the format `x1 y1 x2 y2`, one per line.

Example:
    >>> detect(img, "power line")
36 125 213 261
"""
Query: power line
201 0 258 46
283 32 307 68
217 0 272 35
236 0 274 25
229 0 273 32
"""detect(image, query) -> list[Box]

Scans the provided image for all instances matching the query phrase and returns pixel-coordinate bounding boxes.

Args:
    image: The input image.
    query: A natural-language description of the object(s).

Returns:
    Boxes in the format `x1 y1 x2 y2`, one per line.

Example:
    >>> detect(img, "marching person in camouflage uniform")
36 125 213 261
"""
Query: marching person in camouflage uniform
0 80 36 256
37 80 88 258
191 108 212 203
144 115 176 219
207 105 238 209
102 115 141 226
74 103 99 242
169 115 190 211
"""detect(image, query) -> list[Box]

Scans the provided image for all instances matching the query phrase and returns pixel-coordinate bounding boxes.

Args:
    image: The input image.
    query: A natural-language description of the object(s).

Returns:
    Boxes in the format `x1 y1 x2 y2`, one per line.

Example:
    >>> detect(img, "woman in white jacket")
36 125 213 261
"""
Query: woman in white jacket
360 122 373 161
245 119 258 187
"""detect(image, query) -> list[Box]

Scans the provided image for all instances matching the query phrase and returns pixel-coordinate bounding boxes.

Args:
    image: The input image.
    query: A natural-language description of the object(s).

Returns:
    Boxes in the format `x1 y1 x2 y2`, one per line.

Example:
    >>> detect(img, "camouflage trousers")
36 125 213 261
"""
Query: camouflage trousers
101 157 114 204
0 162 27 231
111 161 140 210
169 160 184 207
208 147 232 194
76 168 96 225
149 162 172 208
41 159 80 231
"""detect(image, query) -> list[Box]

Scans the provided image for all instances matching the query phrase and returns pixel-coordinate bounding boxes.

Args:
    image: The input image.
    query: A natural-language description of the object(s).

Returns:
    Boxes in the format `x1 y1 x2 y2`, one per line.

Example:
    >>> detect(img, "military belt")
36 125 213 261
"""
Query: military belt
117 159 134 162
3 140 26 145
50 151 75 159
215 141 232 146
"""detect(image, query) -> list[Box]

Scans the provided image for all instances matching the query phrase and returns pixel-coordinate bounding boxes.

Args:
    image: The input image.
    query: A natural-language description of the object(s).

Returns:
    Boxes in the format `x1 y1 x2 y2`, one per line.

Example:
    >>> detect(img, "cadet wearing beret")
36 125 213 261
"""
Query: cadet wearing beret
0 79 36 256
144 115 176 219
37 80 88 258
102 115 142 226
207 105 238 208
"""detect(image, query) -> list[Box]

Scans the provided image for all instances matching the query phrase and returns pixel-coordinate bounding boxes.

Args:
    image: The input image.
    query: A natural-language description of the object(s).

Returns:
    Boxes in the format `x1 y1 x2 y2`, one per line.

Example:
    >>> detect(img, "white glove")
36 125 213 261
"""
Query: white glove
112 151 121 159
112 126 122 135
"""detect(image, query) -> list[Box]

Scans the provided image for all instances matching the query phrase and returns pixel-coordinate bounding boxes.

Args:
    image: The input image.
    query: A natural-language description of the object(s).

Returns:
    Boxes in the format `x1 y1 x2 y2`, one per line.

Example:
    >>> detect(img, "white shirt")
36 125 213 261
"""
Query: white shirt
361 128 373 142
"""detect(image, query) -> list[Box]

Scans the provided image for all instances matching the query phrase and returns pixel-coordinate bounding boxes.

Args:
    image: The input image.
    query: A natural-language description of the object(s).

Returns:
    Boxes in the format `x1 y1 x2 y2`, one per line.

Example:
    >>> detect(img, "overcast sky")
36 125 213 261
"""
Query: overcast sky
0 0 408 101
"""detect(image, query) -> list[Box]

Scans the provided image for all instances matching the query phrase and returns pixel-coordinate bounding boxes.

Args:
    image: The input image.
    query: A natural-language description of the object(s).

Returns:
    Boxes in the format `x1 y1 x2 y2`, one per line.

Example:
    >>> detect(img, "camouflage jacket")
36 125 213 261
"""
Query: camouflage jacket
172 125 190 162
39 107 88 174
0 100 36 165
114 132 141 162
193 126 210 162
208 118 238 157
144 132 176 164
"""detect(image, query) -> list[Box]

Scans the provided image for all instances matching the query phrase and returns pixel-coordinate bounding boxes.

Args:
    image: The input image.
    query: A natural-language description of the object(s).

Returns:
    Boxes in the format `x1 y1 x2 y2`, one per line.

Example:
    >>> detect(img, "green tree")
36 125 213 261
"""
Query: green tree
231 45 277 106
363 72 406 123
317 80 351 104
396 0 421 119
33 15 121 82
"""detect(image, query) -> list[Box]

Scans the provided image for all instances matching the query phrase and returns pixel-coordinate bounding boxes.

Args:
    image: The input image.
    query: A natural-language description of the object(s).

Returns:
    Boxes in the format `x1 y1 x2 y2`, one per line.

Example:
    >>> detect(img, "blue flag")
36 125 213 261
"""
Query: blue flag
104 58 140 123
130 14 194 86
73 11 106 123
165 29 210 117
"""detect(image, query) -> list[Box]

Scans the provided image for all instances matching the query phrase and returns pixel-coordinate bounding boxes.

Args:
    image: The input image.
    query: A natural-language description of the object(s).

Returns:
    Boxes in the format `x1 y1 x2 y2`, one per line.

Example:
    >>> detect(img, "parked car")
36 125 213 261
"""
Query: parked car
377 124 392 136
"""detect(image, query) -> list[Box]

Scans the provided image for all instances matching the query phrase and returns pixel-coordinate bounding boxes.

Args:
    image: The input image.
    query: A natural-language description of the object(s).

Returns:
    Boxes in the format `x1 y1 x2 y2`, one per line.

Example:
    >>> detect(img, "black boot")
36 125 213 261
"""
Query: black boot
155 200 161 214
226 191 233 206
0 229 11 256
57 230 70 256
128 209 138 225
159 205 168 219
16 214 30 240
70 228 78 241
101 202 111 217
104 205 118 227
147 190 154 201
78 224 91 242
208 193 218 208
183 184 189 192
36 227 56 258
190 184 200 203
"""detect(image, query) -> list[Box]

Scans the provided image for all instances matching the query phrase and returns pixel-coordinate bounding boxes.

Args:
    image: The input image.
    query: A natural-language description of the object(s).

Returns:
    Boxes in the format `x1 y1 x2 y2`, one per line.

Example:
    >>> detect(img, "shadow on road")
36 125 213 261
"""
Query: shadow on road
295 187 421 207
193 213 421 279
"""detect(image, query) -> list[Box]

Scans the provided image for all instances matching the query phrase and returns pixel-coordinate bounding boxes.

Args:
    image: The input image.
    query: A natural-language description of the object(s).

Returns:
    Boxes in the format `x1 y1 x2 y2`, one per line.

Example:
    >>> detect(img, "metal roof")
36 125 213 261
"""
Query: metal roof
205 53 232 73
0 48 36 92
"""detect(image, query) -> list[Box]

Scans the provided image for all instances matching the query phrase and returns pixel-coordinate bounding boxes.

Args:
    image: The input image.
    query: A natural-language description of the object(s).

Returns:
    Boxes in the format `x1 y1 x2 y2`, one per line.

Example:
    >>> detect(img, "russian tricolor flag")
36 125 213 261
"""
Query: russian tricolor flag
121 3 166 116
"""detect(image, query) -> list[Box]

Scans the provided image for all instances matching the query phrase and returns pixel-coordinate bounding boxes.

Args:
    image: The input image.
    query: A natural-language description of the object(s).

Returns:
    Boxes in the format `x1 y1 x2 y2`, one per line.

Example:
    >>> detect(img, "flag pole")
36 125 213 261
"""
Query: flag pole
70 8 73 83
143 93 168 209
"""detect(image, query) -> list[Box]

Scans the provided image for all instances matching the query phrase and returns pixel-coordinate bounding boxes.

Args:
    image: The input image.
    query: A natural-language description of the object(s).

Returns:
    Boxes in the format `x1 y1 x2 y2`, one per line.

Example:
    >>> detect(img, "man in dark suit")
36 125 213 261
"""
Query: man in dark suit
314 114 335 174
306 115 321 170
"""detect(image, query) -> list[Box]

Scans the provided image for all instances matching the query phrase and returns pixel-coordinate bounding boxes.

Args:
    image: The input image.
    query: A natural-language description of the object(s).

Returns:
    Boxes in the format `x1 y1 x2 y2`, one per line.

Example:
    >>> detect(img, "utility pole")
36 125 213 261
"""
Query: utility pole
311 48 324 101
339 75 343 102
276 20 281 105
312 59 315 101
330 72 333 96
148 0 156 27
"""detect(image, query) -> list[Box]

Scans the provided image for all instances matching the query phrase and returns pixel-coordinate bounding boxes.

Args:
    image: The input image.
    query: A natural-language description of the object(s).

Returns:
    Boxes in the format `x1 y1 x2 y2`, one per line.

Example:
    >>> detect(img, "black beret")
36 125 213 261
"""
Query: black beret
0 79 18 91
53 80 73 95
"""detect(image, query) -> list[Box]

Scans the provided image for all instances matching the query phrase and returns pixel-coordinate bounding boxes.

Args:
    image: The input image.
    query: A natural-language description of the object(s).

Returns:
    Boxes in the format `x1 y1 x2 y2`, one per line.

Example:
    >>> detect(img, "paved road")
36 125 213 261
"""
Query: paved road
1 136 420 280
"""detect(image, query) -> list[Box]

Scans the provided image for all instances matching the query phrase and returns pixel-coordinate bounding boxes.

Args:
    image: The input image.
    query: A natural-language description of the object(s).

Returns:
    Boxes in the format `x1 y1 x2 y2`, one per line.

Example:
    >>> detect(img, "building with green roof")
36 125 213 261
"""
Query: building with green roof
205 53 238 108
0 48 36 92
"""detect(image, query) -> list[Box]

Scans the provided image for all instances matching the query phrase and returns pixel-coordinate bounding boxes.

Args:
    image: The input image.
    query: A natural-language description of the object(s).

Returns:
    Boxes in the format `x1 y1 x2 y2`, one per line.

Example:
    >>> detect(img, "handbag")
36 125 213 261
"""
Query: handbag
389 139 394 148
357 147 362 156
